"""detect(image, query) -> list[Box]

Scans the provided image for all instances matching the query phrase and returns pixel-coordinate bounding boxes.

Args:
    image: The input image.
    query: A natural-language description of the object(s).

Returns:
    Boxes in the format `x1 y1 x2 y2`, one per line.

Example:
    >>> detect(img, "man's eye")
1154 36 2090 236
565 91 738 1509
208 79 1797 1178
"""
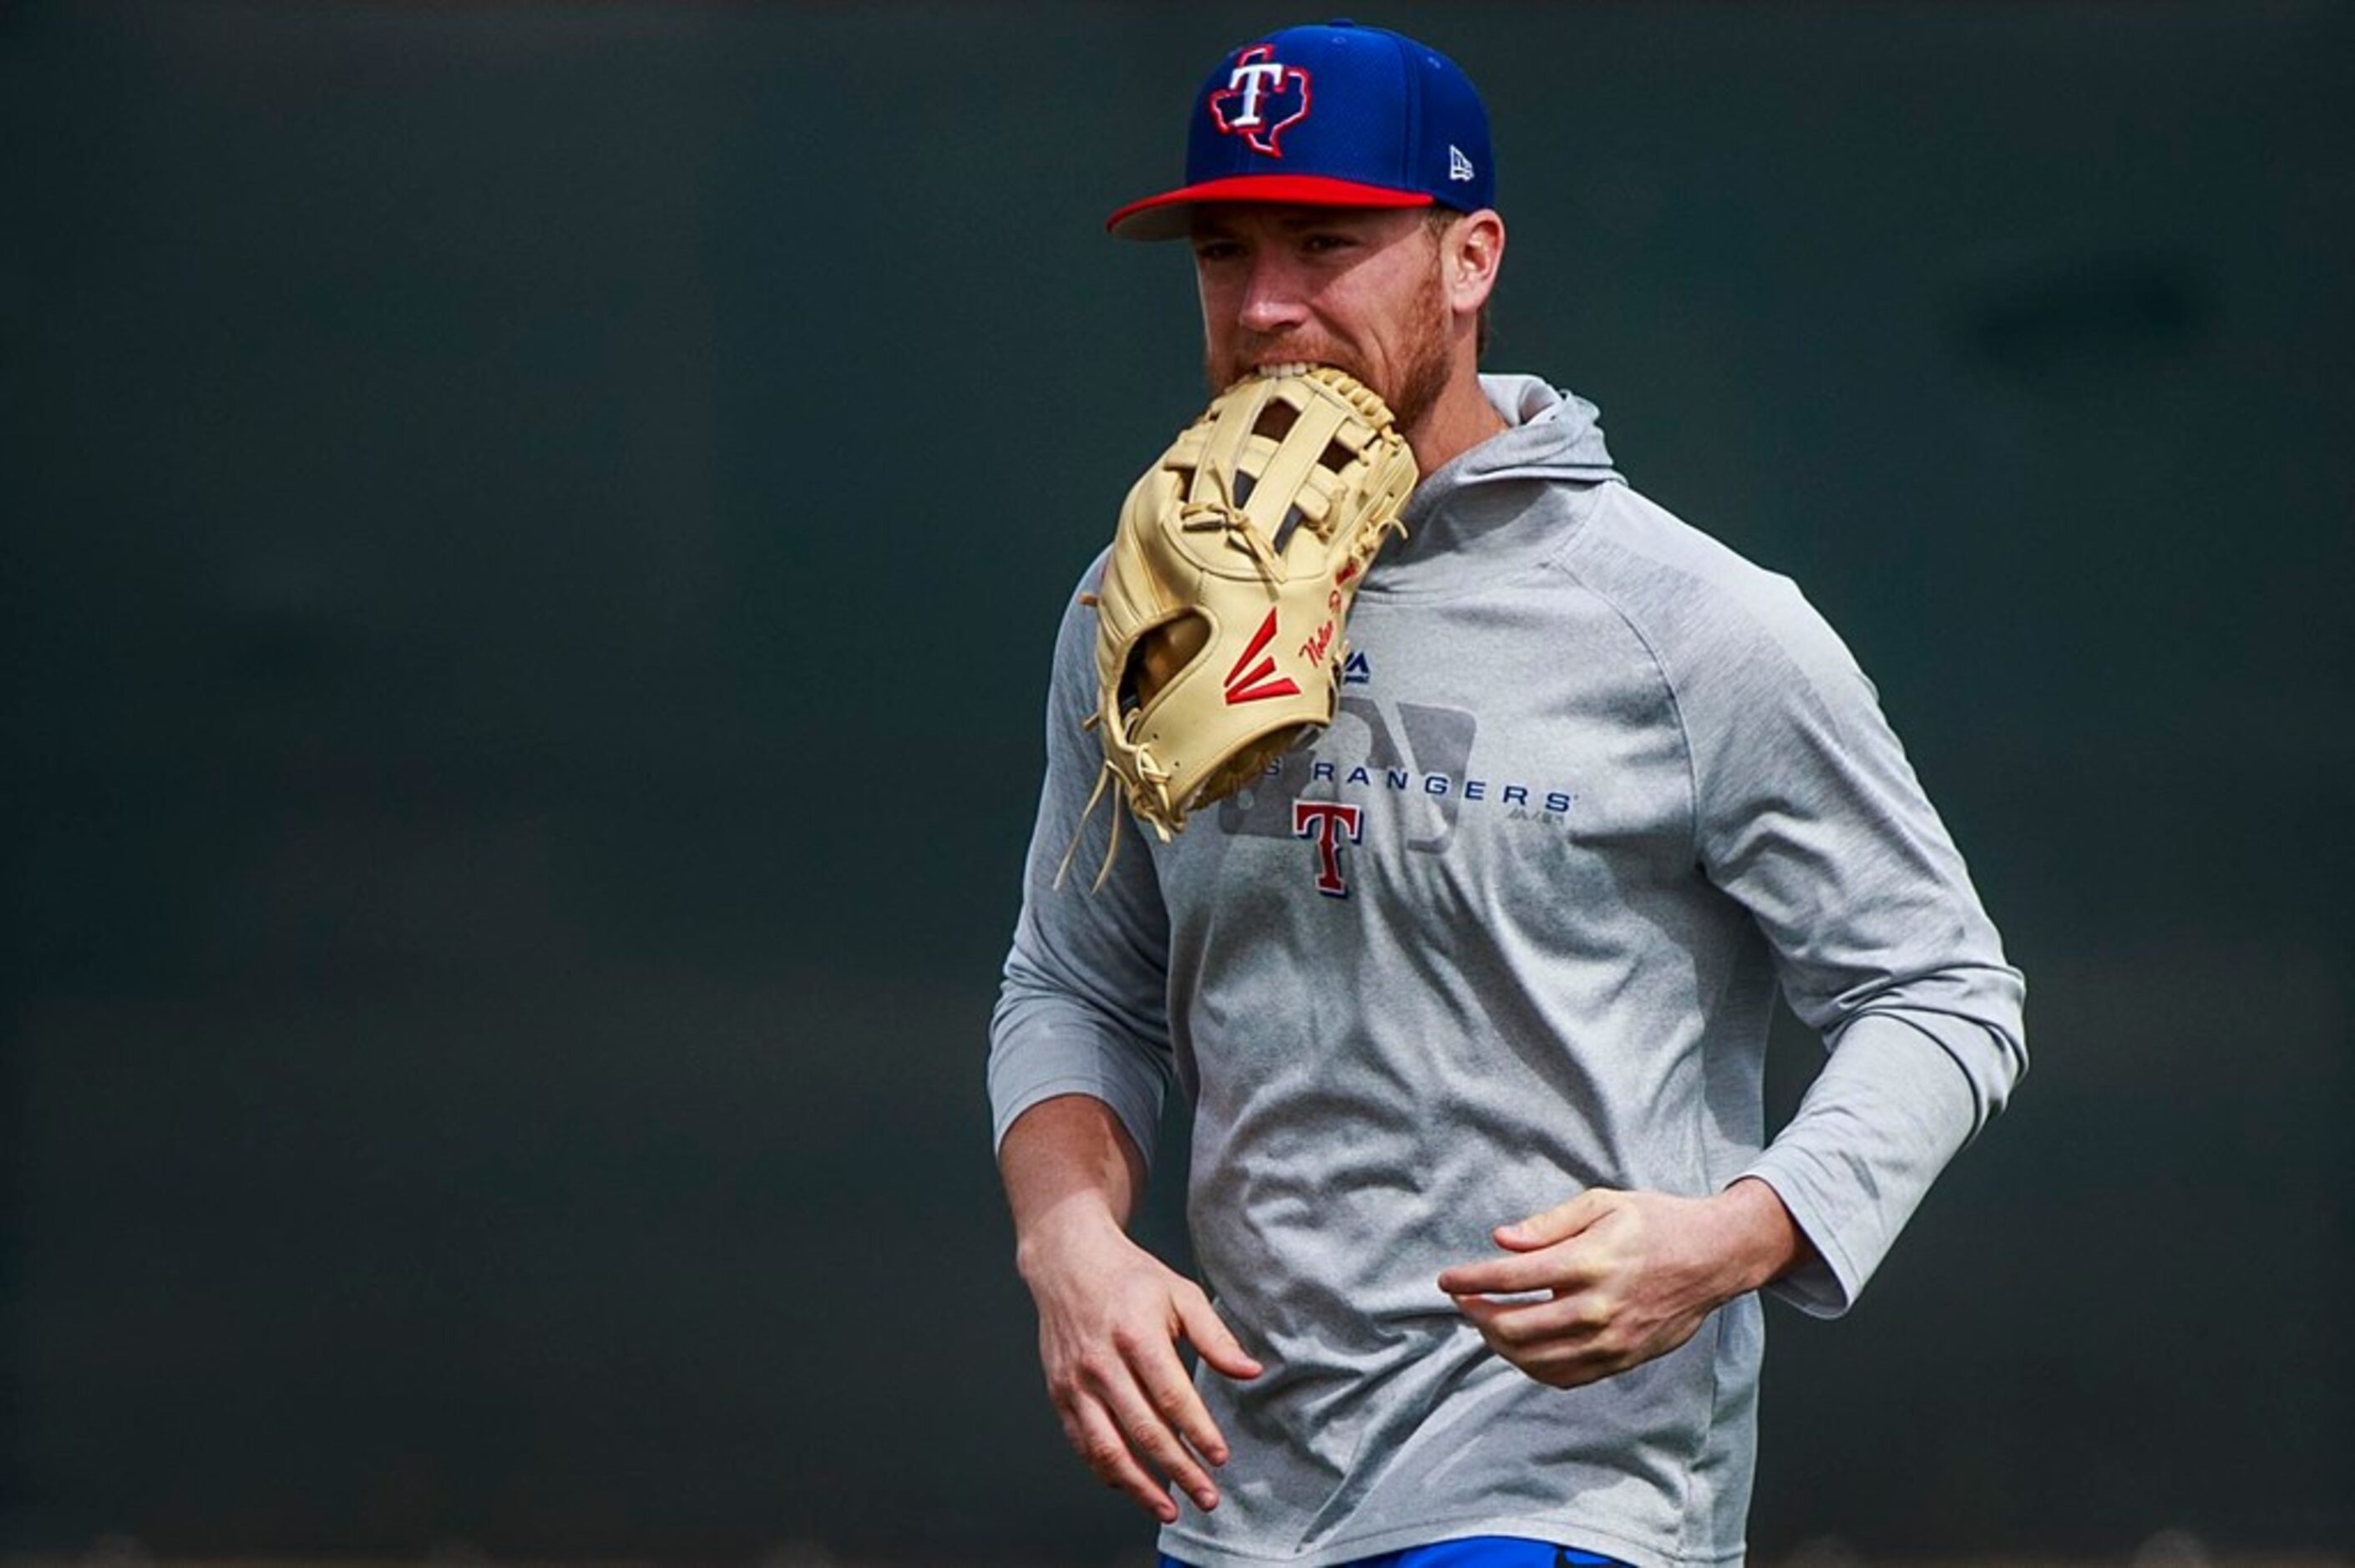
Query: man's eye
1193 242 1244 262
1302 234 1355 254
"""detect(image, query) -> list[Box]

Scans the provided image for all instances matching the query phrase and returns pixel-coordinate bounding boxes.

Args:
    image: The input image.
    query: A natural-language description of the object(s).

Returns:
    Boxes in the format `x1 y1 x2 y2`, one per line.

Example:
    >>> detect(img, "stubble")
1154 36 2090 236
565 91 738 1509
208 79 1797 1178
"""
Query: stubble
1202 251 1454 435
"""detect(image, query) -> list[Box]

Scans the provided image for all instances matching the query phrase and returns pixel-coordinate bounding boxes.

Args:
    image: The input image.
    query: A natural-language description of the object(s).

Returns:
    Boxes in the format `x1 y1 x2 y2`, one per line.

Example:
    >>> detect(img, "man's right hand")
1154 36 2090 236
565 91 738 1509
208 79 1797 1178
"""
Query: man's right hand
1017 1206 1263 1524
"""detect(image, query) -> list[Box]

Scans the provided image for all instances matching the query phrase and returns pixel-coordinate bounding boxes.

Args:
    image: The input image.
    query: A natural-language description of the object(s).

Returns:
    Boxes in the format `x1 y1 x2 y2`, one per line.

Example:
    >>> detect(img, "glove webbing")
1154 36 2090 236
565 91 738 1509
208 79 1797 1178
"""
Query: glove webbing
1169 383 1365 579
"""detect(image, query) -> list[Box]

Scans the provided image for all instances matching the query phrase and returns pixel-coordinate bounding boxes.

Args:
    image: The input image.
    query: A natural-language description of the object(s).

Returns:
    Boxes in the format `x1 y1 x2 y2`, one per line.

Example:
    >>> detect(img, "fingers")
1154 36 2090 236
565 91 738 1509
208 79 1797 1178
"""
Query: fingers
1161 1288 1260 1476
1455 1287 1609 1349
1175 1286 1266 1383
1436 1242 1603 1298
1453 1291 1624 1389
1048 1290 1249 1521
1057 1390 1180 1523
1026 1229 1266 1524
1496 1186 1617 1249
1435 1189 1619 1295
1092 1339 1223 1515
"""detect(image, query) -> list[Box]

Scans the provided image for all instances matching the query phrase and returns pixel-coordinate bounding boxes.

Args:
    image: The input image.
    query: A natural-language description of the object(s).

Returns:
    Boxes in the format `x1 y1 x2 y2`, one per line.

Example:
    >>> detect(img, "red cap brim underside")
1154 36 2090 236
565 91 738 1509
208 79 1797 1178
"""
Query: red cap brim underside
1106 175 1434 241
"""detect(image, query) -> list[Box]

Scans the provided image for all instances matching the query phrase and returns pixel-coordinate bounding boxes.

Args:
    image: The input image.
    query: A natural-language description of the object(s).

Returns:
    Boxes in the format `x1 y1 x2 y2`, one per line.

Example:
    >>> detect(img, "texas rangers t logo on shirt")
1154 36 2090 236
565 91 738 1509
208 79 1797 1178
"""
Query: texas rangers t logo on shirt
1208 44 1312 156
1292 799 1363 898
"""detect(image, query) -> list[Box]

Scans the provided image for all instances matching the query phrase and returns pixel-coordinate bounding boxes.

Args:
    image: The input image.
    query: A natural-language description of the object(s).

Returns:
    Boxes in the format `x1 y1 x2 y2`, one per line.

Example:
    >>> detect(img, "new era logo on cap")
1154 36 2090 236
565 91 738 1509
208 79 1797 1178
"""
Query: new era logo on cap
1107 20 1495 240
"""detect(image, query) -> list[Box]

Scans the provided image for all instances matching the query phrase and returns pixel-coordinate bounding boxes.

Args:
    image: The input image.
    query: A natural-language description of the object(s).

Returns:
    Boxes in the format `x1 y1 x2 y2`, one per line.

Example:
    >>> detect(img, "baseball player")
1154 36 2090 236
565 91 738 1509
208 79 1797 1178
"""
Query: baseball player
988 21 2026 1568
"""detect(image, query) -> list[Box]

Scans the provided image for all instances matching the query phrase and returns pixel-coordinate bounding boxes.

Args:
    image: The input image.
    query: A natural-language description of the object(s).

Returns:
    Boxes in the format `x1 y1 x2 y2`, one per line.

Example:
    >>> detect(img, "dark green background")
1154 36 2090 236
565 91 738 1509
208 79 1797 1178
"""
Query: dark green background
3 2 2349 1560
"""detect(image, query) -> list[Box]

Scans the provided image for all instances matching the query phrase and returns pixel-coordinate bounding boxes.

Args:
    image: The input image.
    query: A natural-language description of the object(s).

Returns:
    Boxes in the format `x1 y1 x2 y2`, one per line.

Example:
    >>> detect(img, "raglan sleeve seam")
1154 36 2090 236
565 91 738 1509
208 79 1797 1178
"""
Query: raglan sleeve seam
1543 554 1705 869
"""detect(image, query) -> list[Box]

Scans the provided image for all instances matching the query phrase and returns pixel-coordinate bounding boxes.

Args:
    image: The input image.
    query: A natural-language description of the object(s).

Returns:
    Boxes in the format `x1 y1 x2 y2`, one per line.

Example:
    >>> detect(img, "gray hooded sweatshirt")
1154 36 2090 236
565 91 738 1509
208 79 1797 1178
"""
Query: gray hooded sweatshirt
990 375 2026 1568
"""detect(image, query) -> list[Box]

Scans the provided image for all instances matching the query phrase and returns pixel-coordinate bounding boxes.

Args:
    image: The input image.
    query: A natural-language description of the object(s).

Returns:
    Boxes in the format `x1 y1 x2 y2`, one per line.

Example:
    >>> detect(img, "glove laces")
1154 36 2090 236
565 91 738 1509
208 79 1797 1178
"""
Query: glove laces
1178 498 1290 583
1052 745 1173 895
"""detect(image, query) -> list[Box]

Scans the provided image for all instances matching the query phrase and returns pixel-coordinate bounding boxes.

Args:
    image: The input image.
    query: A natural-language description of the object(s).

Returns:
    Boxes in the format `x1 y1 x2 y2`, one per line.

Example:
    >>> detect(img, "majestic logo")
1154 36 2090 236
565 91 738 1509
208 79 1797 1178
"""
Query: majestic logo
1224 609 1303 705
1341 650 1372 686
1208 44 1312 157
1291 799 1363 898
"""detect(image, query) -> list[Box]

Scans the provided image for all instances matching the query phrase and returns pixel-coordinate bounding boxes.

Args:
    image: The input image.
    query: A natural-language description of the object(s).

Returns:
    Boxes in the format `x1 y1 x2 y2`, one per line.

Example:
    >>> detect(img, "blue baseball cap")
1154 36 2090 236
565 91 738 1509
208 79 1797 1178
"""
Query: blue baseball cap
1107 19 1495 241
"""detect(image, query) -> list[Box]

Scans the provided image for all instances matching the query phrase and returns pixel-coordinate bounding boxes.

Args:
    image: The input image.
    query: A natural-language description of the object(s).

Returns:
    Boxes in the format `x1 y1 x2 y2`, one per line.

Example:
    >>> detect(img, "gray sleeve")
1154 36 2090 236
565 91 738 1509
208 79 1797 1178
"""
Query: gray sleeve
1679 575 2028 1318
986 561 1178 1171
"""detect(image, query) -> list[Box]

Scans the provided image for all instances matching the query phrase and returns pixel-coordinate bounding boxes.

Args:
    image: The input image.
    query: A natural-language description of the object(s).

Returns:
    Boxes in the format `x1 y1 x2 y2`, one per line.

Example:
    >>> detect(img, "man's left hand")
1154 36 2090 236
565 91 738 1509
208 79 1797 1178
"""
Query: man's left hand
1435 1177 1814 1389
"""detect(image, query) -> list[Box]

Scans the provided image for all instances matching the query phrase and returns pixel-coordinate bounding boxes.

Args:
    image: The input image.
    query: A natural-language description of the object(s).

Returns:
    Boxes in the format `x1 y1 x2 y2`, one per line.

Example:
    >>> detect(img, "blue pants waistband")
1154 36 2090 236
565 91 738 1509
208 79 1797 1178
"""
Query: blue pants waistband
1161 1535 1623 1568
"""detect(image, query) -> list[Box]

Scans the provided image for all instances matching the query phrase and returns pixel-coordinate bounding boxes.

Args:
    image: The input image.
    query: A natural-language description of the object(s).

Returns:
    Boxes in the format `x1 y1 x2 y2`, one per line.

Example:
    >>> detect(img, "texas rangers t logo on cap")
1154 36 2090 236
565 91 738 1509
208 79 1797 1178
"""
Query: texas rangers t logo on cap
1208 44 1311 157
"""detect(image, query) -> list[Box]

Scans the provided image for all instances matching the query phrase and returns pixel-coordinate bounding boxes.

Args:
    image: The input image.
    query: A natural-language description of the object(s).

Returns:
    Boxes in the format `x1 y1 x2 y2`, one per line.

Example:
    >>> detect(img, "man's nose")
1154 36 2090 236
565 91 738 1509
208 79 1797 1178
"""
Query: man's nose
1237 255 1308 334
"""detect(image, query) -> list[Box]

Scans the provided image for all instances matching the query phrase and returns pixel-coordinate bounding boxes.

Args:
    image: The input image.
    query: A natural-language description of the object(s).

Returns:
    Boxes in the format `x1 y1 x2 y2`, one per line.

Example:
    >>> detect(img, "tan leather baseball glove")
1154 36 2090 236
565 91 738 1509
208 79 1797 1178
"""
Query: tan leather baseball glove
1061 366 1417 888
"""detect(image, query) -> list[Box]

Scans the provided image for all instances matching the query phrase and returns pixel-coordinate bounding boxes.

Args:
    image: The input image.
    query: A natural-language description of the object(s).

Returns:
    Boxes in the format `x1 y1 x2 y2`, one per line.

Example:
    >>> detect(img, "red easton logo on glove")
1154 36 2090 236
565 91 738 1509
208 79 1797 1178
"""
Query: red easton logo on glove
1208 45 1312 157
1224 609 1303 705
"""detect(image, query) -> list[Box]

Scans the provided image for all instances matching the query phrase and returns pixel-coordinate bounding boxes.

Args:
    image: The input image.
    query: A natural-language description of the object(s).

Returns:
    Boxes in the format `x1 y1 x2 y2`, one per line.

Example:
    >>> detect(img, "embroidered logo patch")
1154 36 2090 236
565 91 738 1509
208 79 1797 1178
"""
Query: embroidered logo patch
1208 44 1312 157
1291 798 1364 897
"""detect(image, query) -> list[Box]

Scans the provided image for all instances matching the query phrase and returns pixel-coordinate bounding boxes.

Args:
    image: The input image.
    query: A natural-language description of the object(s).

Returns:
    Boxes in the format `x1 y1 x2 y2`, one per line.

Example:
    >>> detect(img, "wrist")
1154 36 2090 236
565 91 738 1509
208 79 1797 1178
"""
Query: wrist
1712 1177 1814 1296
1014 1196 1130 1287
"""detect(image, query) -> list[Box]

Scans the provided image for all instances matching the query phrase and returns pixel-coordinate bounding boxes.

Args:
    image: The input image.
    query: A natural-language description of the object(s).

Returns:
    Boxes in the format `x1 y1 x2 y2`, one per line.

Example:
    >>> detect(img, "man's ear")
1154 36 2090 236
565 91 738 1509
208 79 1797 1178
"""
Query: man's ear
1445 210 1506 319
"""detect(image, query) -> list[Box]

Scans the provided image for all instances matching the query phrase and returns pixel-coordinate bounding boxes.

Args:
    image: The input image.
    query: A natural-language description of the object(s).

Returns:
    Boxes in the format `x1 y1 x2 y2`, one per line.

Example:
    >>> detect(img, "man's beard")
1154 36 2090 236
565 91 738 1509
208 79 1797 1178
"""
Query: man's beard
1203 261 1453 435
1380 270 1454 437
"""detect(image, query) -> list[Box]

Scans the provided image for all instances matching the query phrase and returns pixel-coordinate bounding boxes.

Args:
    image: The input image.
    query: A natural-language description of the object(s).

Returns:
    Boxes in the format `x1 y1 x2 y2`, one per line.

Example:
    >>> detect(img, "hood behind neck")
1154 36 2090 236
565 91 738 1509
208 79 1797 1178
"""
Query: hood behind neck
1366 373 1620 596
